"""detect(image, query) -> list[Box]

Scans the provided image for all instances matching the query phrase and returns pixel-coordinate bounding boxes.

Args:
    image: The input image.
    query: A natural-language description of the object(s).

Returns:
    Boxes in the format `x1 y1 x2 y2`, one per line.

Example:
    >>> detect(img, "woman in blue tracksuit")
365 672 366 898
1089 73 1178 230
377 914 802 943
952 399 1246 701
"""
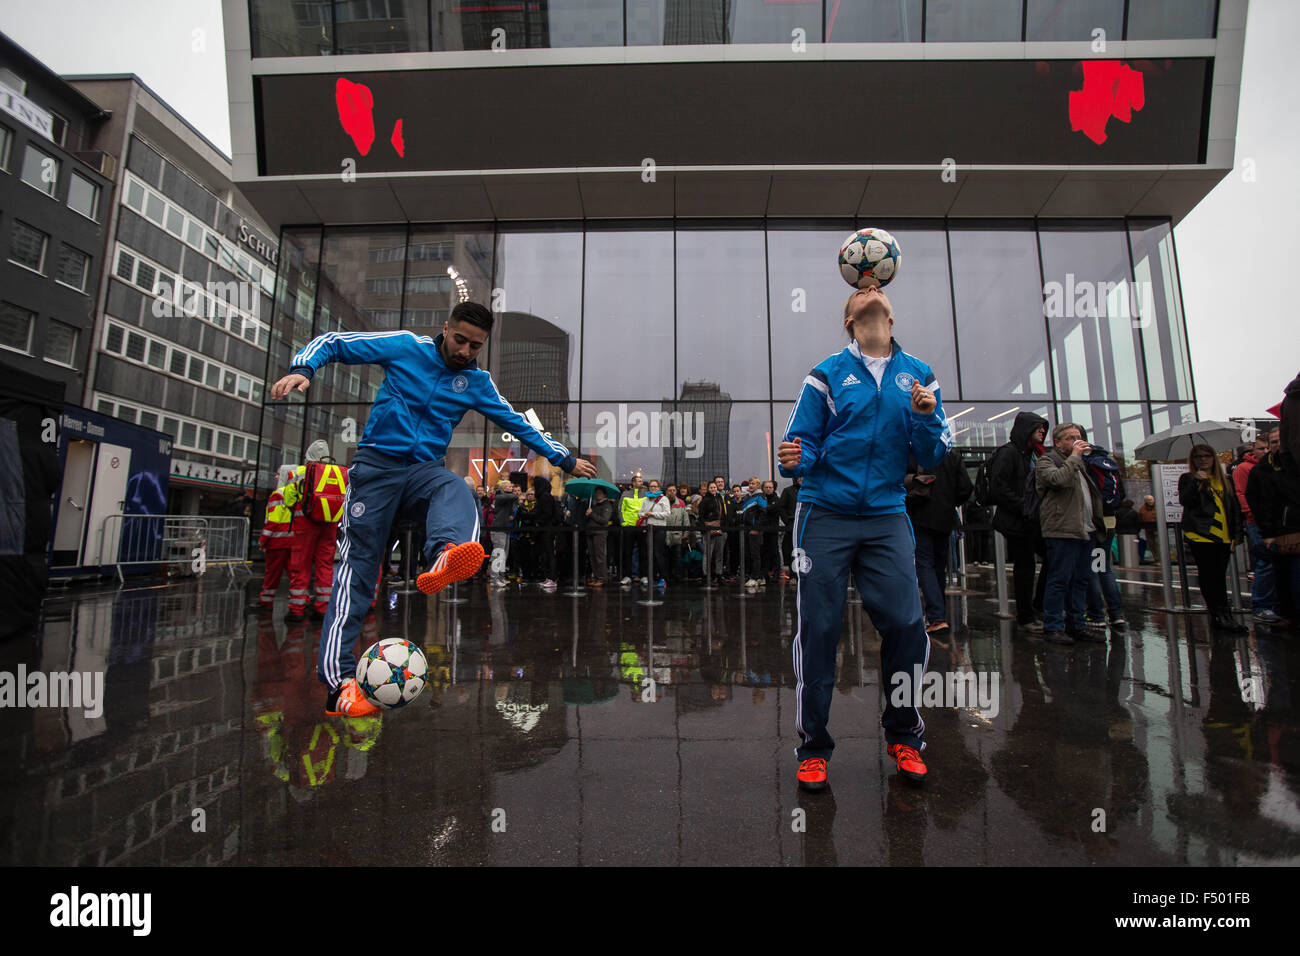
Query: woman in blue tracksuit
270 302 596 717
778 284 953 790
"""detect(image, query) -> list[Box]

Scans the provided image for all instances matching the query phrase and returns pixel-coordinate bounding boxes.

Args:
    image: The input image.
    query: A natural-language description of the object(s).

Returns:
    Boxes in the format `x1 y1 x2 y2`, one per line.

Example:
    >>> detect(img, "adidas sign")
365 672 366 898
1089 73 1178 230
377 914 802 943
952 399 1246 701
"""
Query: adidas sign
841 373 862 387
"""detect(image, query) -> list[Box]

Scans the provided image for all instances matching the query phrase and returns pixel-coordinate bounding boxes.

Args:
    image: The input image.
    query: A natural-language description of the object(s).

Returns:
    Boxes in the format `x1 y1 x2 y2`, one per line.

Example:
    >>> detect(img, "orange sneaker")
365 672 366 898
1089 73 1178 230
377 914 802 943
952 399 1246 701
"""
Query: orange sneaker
326 677 381 717
796 757 828 792
417 542 486 595
887 743 927 783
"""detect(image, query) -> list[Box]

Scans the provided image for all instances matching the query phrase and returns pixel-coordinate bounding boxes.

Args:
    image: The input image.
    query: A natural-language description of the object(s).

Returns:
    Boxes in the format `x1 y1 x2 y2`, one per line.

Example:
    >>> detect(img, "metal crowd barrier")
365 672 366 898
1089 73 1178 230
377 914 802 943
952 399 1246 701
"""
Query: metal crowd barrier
96 514 250 585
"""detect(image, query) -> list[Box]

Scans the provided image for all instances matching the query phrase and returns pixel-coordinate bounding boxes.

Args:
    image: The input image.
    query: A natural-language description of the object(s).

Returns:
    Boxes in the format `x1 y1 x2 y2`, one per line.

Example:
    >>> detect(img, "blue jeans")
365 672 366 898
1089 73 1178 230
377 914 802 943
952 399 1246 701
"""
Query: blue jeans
1245 523 1278 614
1044 538 1094 632
1087 532 1123 619
913 528 949 624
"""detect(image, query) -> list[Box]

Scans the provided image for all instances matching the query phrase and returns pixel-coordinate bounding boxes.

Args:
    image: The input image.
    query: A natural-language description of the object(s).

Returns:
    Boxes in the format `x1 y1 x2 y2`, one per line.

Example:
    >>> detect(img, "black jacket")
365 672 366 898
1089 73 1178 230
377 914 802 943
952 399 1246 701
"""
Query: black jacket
779 482 800 525
988 411 1049 537
1245 450 1300 538
491 491 517 529
906 453 974 533
1178 471 1242 543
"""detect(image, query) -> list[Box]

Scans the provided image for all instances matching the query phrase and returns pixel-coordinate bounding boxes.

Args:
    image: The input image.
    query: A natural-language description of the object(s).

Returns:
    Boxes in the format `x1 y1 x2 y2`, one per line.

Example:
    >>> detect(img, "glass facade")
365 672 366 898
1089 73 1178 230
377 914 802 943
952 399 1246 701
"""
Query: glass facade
261 219 1196 494
248 0 1216 55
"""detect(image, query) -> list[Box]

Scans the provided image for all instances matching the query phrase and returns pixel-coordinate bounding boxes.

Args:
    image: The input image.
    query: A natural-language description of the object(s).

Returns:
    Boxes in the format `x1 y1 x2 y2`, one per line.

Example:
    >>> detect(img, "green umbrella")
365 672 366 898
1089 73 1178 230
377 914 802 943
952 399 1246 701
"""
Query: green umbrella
565 477 621 500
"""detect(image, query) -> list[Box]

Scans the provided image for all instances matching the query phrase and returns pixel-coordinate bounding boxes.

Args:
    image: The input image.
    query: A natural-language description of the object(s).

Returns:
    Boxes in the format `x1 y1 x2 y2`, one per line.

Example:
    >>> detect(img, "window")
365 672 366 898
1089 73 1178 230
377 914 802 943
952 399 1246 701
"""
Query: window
0 125 12 172
198 426 213 451
187 355 204 382
139 411 158 430
169 349 187 376
223 369 236 394
49 112 67 147
55 245 90 292
144 191 165 226
10 220 47 272
147 340 166 368
242 322 257 343
43 320 78 367
246 440 257 462
67 172 99 220
204 232 221 261
925 0 1022 40
125 179 145 212
185 219 204 250
180 422 197 447
0 70 23 94
125 331 147 362
237 376 251 400
20 145 58 196
134 260 156 293
0 302 35 354
252 381 264 404
205 364 221 389
230 436 245 459
115 249 135 281
162 417 180 440
105 323 124 353
165 206 184 237
216 432 230 456
116 405 137 424
96 400 114 416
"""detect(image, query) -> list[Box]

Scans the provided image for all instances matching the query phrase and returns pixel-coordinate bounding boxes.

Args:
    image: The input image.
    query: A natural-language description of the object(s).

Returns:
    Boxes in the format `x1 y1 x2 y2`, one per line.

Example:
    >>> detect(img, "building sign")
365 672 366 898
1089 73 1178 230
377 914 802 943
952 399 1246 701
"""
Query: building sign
256 58 1211 176
0 81 54 141
170 458 255 489
238 219 279 266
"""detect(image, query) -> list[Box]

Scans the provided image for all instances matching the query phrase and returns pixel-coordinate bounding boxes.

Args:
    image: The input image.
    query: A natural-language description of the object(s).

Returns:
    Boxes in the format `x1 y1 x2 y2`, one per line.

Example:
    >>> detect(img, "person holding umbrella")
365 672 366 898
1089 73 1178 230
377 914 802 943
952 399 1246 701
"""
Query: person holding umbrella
568 478 620 586
1179 444 1246 633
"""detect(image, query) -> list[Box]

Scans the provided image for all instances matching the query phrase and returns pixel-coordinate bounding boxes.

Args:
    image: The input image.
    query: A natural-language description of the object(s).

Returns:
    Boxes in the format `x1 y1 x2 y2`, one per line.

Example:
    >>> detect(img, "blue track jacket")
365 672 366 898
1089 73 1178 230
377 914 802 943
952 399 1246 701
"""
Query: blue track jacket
289 330 577 471
779 337 953 516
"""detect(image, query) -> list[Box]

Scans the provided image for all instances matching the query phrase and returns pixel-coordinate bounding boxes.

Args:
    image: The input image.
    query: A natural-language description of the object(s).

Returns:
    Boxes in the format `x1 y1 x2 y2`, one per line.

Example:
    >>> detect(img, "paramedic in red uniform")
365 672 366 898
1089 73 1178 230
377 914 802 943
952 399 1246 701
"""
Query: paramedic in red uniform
287 440 349 622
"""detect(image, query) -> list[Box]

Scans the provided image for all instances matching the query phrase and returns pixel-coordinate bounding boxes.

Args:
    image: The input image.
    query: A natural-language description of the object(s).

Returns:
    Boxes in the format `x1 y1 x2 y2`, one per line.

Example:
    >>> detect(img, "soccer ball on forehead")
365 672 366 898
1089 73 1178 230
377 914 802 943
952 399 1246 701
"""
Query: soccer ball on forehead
838 228 901 289
357 638 428 708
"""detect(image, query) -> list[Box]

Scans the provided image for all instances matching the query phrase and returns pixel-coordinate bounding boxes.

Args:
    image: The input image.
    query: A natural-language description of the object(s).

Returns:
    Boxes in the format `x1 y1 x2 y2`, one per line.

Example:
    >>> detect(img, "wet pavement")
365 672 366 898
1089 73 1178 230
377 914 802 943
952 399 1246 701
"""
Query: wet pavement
3 566 1299 867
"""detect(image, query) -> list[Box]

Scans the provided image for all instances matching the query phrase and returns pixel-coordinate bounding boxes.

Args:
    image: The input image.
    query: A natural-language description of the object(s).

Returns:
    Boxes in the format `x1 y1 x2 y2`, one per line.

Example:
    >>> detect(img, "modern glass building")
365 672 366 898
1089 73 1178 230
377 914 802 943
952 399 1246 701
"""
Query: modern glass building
221 0 1247 492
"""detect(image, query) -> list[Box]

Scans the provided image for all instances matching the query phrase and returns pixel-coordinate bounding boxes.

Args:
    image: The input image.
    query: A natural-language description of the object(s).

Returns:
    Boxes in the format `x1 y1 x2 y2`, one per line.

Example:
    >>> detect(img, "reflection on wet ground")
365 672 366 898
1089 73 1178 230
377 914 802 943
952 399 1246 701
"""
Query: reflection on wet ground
2 568 1298 866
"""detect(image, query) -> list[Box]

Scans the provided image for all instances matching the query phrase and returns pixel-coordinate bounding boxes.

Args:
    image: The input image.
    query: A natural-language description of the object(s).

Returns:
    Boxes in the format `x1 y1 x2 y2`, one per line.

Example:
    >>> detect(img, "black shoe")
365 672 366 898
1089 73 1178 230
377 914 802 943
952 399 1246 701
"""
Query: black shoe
1211 610 1248 634
1108 617 1128 631
285 609 307 623
1044 630 1074 645
1072 627 1107 643
1018 620 1044 633
309 606 325 621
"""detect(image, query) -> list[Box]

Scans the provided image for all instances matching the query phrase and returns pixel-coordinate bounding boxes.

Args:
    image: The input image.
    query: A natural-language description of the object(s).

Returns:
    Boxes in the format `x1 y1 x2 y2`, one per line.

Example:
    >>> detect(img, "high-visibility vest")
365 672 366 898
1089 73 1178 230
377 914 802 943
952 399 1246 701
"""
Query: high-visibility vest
259 483 297 549
620 488 645 527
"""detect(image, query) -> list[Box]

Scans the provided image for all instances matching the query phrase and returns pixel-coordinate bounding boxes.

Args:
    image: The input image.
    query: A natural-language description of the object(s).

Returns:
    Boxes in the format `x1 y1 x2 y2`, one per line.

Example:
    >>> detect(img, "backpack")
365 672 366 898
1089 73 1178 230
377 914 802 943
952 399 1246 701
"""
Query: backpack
301 461 349 524
1084 452 1125 510
1021 451 1064 522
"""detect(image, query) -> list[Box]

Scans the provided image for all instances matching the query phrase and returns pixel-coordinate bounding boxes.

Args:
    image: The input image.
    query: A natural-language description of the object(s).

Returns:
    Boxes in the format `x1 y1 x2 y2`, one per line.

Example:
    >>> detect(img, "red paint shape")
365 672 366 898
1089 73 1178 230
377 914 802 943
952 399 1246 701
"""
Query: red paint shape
391 118 404 157
1068 60 1145 145
335 78 375 156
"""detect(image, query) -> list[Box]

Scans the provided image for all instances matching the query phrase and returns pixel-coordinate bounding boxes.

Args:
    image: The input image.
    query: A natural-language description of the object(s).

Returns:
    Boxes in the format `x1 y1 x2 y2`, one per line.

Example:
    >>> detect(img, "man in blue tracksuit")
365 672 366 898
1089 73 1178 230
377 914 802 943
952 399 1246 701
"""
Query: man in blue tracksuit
271 302 596 717
778 284 953 790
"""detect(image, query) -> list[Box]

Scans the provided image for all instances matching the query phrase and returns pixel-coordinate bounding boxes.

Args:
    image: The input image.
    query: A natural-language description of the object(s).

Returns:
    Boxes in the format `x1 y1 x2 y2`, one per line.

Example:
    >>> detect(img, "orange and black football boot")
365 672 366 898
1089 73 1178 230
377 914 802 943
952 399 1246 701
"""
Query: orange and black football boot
326 677 381 718
417 541 486 595
887 743 927 783
797 757 829 792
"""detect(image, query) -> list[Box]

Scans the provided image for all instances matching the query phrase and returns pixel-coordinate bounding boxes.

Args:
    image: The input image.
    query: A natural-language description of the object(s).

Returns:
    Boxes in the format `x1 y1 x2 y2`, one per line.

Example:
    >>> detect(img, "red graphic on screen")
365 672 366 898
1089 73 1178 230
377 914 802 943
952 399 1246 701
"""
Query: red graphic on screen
335 78 376 155
391 118 405 158
1069 60 1145 145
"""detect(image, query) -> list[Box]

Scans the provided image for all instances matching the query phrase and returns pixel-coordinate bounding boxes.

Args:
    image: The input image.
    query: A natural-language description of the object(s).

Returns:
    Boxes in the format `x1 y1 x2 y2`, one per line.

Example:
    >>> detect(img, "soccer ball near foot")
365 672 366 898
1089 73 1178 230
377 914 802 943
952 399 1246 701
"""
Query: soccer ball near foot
357 638 428 708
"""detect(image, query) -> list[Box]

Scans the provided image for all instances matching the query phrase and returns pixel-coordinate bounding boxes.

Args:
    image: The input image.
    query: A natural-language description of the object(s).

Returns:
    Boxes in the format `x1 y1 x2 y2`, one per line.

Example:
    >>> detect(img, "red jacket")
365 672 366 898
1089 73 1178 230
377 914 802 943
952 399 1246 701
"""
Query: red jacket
1233 451 1260 523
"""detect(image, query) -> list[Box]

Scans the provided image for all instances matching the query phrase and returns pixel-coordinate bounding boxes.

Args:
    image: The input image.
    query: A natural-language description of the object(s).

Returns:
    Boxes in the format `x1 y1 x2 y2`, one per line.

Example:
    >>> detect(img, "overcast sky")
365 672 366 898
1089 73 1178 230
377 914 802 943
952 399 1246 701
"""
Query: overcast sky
5 0 1295 424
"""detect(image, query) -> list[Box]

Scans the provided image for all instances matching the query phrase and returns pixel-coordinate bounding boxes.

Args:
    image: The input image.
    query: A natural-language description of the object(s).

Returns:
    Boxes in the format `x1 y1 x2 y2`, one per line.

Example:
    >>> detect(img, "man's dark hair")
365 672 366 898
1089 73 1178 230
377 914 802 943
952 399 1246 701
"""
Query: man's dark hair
450 301 493 333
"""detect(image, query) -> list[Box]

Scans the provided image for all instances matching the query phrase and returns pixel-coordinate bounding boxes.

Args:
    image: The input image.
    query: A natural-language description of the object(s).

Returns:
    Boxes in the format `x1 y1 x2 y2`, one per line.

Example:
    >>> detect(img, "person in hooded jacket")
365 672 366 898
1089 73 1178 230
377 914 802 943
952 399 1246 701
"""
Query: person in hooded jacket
987 411 1050 631
906 451 974 633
